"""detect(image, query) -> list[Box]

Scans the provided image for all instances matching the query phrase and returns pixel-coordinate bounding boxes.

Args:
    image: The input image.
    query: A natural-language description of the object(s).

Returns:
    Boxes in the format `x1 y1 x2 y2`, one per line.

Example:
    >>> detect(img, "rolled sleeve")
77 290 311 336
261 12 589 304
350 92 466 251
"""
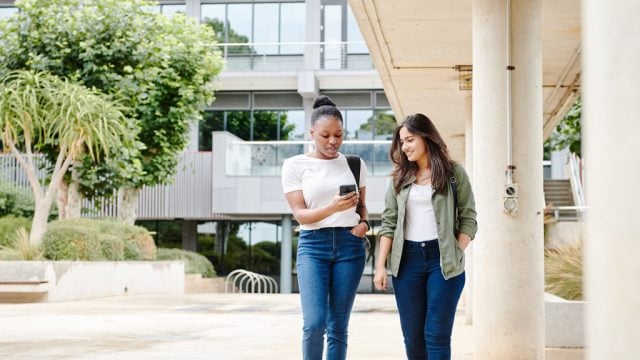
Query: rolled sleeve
379 180 398 238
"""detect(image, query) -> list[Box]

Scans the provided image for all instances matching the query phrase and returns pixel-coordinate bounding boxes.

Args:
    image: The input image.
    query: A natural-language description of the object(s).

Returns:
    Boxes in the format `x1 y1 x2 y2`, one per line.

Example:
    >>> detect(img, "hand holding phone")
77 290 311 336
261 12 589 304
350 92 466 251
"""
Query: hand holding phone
339 184 357 196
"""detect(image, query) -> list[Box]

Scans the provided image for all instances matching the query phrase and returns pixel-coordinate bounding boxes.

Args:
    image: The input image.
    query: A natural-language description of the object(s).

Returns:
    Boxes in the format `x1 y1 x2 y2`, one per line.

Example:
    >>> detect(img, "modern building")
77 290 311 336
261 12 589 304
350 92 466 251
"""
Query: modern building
4 1 640 359
0 0 396 291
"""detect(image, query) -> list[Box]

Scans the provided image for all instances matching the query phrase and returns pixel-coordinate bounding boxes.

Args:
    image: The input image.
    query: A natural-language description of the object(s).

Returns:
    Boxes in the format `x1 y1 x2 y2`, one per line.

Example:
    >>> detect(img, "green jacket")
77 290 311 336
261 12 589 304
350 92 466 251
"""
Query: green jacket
379 163 477 280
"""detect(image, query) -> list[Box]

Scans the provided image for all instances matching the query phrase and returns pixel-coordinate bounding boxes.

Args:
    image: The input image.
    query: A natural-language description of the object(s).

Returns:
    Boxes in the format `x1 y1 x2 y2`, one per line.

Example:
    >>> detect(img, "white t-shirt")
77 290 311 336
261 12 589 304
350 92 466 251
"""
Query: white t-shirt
404 183 439 241
281 153 367 230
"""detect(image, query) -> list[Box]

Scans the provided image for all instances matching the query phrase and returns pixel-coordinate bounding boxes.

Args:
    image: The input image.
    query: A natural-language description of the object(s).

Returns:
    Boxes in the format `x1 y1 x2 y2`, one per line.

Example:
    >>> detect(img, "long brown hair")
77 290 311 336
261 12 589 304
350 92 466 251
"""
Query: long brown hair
389 113 454 193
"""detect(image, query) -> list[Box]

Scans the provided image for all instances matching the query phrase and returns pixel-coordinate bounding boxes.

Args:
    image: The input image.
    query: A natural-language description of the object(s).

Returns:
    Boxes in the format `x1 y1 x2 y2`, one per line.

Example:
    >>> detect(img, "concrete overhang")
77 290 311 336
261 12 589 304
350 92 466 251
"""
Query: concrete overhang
349 0 581 156
218 70 383 92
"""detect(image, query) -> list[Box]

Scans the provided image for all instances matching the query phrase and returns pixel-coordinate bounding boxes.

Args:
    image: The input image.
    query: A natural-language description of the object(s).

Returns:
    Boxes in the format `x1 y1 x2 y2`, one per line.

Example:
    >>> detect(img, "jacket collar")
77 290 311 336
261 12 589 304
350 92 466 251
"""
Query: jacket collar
399 174 416 190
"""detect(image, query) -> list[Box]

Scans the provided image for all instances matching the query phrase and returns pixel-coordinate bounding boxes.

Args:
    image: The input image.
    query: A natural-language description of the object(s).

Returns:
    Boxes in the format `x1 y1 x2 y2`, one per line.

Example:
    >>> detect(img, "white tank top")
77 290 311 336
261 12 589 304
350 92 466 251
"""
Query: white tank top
404 183 439 241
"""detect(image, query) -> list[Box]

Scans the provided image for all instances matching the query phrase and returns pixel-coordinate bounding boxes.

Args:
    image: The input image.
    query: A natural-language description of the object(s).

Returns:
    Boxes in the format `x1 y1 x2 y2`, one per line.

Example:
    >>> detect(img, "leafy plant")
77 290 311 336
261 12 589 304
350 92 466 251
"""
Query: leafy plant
0 0 224 222
0 70 131 245
544 97 581 157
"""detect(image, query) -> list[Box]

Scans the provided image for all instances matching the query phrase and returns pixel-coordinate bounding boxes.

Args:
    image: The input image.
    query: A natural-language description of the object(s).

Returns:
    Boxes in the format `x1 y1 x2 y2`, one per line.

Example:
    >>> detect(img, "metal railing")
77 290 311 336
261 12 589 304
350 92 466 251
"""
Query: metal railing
225 269 279 294
545 205 588 222
543 152 587 222
568 153 585 207
225 139 393 176
215 41 373 71
0 154 49 189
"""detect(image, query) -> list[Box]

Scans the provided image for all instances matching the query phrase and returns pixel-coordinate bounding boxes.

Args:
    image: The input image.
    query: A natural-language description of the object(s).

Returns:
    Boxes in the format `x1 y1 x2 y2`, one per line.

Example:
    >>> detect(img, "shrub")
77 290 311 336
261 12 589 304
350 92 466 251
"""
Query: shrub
0 216 32 247
42 218 155 261
0 183 35 218
95 219 156 260
0 183 58 219
98 233 125 261
545 242 583 300
156 248 216 278
41 224 102 260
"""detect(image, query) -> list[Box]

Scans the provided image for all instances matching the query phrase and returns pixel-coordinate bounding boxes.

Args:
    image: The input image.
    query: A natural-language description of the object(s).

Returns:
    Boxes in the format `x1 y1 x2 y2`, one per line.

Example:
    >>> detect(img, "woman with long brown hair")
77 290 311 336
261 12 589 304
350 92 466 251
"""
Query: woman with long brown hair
374 113 477 360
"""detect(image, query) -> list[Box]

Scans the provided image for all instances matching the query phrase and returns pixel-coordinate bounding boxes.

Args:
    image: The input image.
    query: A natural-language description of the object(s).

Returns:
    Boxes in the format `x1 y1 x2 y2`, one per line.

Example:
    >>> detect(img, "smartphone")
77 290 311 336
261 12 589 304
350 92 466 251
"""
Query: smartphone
339 184 357 196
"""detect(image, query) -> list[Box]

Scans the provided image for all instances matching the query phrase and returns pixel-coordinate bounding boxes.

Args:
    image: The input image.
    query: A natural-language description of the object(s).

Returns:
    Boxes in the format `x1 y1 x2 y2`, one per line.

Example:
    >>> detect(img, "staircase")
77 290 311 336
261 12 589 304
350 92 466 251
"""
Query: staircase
544 179 577 221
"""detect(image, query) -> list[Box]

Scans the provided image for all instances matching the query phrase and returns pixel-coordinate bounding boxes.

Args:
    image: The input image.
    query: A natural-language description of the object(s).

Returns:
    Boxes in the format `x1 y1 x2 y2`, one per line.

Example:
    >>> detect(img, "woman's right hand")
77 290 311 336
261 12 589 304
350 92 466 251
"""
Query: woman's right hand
331 191 359 212
373 265 388 291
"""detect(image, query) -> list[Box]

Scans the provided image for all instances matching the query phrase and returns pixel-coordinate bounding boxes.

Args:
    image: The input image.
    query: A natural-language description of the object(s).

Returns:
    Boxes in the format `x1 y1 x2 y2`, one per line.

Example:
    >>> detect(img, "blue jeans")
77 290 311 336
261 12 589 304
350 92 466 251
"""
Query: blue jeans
297 227 366 360
392 240 465 360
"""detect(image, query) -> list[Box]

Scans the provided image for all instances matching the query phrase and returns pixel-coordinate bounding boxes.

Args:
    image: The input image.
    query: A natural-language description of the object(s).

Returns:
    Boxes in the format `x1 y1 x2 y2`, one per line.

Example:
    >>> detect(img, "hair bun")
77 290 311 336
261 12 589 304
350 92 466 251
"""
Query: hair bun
313 95 336 109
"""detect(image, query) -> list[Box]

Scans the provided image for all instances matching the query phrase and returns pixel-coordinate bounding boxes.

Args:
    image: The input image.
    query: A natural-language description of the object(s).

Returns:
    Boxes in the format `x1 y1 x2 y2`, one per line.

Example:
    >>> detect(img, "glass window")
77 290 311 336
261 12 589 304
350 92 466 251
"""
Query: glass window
285 110 306 141
199 110 252 148
199 111 225 151
225 111 252 140
236 221 280 275
227 4 253 55
323 5 343 69
280 3 305 54
201 4 226 41
344 110 374 140
161 4 186 17
0 7 17 19
347 6 368 54
136 220 182 249
372 110 396 140
253 4 279 55
253 110 283 141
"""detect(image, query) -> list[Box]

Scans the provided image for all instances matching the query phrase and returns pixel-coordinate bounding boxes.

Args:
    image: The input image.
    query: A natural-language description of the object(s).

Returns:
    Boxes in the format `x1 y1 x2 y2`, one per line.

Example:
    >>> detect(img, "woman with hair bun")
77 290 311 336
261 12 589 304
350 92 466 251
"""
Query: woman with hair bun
281 95 369 360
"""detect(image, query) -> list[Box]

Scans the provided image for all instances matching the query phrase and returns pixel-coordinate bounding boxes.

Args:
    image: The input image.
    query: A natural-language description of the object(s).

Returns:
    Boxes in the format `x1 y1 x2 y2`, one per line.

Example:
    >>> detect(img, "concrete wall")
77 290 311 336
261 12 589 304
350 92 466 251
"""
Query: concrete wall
0 261 184 302
545 293 585 348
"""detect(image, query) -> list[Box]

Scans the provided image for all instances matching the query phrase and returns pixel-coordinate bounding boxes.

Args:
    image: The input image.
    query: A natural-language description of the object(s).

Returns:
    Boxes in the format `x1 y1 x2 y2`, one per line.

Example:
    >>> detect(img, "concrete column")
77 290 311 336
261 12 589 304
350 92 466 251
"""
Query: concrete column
463 94 474 325
280 215 293 293
184 0 200 20
301 0 321 143
472 1 544 359
302 98 314 141
185 0 200 152
304 0 321 70
583 2 640 359
181 220 198 252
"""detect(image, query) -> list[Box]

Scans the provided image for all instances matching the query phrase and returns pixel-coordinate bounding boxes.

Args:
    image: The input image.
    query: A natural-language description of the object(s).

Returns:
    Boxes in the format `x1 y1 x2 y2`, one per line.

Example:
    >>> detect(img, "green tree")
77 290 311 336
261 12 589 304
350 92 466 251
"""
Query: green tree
250 241 279 275
359 111 397 139
203 18 254 55
0 70 132 245
0 0 224 223
199 111 295 150
545 97 581 157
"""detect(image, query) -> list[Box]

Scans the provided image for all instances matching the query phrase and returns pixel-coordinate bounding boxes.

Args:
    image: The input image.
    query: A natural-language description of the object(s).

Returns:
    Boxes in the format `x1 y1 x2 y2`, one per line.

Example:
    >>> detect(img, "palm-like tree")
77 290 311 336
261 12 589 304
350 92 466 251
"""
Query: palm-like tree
0 70 132 246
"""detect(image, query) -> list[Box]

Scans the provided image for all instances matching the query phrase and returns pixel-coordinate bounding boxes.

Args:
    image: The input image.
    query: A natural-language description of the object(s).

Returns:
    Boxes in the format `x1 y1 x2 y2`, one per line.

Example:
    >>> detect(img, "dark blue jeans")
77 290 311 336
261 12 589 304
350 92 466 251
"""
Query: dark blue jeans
392 240 465 360
297 227 366 360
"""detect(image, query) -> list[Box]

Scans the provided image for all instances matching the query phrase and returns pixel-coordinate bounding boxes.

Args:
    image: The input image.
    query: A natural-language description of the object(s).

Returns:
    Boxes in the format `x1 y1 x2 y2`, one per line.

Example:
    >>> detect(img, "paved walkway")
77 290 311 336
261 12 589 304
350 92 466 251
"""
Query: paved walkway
0 293 583 359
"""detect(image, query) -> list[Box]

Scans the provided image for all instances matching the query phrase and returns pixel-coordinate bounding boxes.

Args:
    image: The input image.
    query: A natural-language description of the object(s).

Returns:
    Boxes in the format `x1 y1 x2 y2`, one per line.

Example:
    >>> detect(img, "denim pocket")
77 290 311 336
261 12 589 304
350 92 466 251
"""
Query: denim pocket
302 229 317 237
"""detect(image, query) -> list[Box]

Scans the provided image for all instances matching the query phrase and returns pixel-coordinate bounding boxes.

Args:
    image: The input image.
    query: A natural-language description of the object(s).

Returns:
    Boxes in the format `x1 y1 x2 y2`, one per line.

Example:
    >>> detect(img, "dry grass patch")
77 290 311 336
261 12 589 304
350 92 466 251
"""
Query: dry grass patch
545 242 583 300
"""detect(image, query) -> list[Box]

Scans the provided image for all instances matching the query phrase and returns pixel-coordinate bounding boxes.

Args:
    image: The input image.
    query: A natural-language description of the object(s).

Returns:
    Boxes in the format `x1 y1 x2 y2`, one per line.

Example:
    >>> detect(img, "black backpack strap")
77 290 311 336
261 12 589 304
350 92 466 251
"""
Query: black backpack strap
450 174 458 212
450 173 458 233
346 155 361 188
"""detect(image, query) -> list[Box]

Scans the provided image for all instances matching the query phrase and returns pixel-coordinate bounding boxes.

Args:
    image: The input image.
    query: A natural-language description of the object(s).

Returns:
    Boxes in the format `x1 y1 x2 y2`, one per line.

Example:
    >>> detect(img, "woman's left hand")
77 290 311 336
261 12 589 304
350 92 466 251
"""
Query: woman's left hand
350 221 368 237
457 233 471 250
